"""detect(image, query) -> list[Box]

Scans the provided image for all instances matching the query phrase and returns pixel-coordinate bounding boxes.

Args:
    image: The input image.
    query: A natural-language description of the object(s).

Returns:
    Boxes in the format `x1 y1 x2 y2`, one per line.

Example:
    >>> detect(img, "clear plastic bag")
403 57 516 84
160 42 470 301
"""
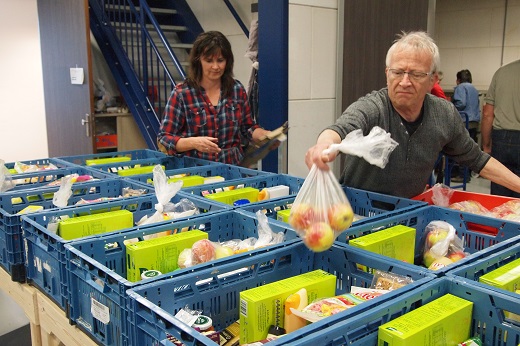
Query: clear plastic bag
431 183 454 207
322 126 398 169
52 175 74 208
422 220 467 270
289 164 354 252
0 159 16 192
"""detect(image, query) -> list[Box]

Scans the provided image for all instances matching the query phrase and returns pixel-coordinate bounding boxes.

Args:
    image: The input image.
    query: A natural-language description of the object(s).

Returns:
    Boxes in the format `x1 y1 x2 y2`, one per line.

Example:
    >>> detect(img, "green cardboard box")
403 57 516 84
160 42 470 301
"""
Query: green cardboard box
58 209 133 240
117 165 164 176
276 209 291 223
349 225 416 265
378 293 473 346
479 257 520 292
126 229 208 282
239 269 336 344
204 187 259 205
85 156 131 166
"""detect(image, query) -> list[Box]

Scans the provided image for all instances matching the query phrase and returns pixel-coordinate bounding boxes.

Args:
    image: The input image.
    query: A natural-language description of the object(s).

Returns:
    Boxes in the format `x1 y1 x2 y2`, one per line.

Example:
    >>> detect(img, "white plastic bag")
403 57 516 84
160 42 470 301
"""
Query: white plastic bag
323 126 398 169
289 164 354 252
0 159 16 192
52 175 74 208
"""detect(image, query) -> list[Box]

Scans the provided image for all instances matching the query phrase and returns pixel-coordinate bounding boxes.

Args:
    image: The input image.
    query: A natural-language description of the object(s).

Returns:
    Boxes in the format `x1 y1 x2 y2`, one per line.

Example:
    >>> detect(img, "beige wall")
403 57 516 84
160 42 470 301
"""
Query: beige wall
0 0 48 163
435 0 520 92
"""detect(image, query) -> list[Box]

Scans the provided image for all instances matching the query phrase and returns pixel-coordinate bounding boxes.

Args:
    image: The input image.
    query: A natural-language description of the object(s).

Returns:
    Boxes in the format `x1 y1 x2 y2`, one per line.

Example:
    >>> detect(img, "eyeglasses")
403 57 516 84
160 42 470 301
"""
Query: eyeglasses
388 69 432 81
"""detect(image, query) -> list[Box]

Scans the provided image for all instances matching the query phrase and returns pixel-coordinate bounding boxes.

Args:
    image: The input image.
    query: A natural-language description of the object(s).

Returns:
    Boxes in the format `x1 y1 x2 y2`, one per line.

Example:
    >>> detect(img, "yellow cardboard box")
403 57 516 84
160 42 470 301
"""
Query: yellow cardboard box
58 209 133 240
126 230 208 282
85 156 131 166
204 187 259 205
276 209 291 223
378 294 473 346
239 269 336 344
349 225 416 264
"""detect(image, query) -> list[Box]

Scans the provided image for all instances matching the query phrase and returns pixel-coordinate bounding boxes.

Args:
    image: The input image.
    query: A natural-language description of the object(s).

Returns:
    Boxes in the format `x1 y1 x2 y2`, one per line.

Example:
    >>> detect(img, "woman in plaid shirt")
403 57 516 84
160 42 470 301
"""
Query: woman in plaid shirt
157 31 273 166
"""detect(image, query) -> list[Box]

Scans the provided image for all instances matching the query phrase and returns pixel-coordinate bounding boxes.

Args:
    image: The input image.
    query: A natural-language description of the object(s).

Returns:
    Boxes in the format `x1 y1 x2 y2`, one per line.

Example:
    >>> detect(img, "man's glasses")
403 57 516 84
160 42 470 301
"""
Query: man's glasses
388 69 432 81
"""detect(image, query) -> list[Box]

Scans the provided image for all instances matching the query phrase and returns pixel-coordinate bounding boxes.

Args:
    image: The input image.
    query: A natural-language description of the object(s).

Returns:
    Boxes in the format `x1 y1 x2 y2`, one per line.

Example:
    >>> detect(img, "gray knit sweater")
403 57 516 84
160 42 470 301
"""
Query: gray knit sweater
327 88 490 198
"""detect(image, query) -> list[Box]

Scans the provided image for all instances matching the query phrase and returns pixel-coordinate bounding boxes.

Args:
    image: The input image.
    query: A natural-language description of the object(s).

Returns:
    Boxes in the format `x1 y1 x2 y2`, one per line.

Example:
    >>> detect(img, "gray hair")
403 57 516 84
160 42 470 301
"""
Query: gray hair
385 31 440 73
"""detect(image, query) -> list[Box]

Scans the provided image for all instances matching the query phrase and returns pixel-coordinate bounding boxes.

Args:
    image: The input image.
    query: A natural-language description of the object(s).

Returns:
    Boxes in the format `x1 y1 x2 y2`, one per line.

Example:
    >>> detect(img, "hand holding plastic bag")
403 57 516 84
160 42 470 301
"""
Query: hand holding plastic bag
322 126 398 169
289 164 354 252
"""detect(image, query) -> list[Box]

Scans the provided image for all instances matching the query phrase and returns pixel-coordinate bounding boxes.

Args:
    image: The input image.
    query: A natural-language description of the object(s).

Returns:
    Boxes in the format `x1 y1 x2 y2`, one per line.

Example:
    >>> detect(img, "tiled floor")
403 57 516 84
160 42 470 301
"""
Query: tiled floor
463 175 491 194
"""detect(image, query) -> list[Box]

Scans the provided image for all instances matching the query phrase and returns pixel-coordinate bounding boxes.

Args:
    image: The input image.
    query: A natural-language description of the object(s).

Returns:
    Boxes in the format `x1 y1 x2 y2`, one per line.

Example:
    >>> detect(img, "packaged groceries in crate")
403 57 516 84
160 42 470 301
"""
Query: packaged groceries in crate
126 162 272 189
335 205 520 275
65 210 296 346
278 276 520 346
237 186 427 234
126 241 435 346
182 173 305 207
0 178 151 282
21 192 227 310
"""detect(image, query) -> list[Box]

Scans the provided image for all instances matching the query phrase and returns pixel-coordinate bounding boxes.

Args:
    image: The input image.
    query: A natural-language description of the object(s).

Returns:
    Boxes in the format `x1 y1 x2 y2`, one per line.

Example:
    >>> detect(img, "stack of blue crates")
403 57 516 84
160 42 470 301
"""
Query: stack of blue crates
3 149 520 346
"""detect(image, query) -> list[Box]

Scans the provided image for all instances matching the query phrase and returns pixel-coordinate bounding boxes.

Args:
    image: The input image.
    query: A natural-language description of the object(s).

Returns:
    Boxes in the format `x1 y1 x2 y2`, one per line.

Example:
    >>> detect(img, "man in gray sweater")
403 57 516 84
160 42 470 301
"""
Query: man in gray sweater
305 31 520 198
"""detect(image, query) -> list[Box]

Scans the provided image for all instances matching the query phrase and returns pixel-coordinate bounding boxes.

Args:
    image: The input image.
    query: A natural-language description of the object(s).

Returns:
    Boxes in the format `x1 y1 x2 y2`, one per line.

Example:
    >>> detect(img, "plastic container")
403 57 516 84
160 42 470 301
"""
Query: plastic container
1 166 113 192
236 186 427 227
65 210 298 346
412 187 518 210
334 205 520 275
126 163 273 189
271 276 520 346
127 241 435 346
181 174 306 208
21 192 227 310
0 178 152 282
2 157 72 173
447 238 520 296
55 149 167 166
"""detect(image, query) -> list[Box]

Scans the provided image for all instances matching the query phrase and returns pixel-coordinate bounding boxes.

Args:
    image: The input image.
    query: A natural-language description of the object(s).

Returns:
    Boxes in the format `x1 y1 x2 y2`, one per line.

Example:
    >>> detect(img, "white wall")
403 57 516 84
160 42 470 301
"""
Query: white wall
0 0 48 163
435 0 520 92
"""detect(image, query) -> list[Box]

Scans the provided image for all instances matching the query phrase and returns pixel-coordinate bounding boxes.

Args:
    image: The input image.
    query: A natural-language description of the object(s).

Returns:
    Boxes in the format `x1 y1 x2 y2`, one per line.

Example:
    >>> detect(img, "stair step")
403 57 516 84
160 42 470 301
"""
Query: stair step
105 4 178 15
112 22 188 32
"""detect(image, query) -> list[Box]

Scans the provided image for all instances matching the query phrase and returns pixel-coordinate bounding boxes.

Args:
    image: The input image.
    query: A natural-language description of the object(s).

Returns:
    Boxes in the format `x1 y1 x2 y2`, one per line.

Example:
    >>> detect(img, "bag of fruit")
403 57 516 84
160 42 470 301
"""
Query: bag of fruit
289 164 354 252
422 220 467 270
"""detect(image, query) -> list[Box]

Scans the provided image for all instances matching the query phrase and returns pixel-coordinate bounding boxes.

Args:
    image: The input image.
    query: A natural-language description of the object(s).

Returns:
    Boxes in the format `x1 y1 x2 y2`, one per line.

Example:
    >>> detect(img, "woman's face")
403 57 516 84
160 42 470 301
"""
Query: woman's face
200 52 226 84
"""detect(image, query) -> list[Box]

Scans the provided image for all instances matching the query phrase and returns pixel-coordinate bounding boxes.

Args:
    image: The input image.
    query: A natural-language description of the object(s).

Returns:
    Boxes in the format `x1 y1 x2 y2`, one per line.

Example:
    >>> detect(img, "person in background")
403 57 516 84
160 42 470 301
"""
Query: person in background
157 31 273 166
482 59 520 197
305 31 520 198
450 69 481 182
452 69 480 143
430 70 447 99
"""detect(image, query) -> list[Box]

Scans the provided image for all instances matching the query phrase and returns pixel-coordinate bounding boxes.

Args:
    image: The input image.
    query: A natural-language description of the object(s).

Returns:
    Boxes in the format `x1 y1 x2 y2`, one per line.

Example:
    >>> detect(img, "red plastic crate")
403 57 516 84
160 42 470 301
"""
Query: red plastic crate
96 134 117 148
412 188 517 210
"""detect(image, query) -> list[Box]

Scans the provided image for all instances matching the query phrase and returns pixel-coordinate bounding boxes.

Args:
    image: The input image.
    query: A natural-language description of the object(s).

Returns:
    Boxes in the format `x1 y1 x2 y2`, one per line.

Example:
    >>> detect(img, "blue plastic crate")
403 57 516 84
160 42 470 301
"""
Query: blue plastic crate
3 157 72 172
55 149 167 166
2 166 114 192
21 192 227 310
236 186 427 228
335 205 520 276
447 238 520 296
278 276 520 346
181 173 306 207
65 210 298 346
0 178 152 282
126 241 435 346
126 163 273 188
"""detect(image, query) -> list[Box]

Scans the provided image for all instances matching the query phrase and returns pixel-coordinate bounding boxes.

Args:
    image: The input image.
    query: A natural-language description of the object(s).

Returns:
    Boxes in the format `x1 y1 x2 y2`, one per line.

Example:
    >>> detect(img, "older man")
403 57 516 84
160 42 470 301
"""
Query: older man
305 31 520 198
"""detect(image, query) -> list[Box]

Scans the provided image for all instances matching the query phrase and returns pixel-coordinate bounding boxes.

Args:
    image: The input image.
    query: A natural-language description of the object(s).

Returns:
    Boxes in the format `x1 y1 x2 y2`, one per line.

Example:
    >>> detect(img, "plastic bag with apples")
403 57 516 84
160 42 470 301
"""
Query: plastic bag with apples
288 164 354 252
422 220 467 270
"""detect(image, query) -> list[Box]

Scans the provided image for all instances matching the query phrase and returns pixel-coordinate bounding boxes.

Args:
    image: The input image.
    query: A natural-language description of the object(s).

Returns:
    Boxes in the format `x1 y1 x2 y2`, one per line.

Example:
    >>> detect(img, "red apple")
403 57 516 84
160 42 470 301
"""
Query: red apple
327 203 354 232
303 222 335 252
423 249 438 268
447 251 466 262
289 203 318 231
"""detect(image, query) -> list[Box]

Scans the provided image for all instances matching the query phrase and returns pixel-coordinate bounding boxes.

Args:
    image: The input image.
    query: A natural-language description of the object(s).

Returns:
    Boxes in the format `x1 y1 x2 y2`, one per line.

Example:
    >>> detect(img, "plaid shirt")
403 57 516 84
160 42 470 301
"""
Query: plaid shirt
158 79 260 165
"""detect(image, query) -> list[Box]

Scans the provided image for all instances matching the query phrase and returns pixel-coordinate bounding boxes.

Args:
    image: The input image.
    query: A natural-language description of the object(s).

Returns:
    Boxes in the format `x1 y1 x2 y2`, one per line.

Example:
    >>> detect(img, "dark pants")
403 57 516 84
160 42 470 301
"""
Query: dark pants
491 129 520 197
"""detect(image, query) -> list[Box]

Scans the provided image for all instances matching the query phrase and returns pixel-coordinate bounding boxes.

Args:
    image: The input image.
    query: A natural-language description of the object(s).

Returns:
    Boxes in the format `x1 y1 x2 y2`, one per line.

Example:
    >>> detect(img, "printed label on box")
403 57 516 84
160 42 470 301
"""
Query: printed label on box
91 297 110 324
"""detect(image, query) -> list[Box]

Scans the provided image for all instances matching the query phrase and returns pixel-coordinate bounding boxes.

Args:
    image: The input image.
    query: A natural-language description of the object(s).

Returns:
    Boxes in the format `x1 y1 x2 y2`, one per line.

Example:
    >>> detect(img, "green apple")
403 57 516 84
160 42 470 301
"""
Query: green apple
327 203 354 232
426 228 449 248
215 245 235 259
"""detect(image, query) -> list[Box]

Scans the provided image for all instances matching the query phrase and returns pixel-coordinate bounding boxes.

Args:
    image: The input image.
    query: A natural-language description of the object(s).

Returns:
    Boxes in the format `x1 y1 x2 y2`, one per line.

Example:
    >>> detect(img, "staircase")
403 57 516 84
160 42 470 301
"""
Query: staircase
89 0 204 150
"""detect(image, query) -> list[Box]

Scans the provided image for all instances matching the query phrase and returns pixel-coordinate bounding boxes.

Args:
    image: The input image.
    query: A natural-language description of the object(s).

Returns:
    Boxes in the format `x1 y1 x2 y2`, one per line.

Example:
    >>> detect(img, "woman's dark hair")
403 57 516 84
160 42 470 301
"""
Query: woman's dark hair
187 31 235 96
456 69 472 83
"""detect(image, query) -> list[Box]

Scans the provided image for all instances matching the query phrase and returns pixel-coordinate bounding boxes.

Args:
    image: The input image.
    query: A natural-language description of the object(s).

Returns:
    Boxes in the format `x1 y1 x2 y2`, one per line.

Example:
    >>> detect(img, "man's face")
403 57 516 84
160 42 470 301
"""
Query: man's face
386 49 436 114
